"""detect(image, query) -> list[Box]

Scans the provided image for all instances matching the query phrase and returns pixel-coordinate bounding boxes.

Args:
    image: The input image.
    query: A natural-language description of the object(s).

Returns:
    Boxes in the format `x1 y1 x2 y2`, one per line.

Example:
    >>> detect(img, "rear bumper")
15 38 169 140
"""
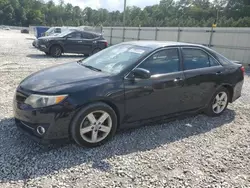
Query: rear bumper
232 80 244 102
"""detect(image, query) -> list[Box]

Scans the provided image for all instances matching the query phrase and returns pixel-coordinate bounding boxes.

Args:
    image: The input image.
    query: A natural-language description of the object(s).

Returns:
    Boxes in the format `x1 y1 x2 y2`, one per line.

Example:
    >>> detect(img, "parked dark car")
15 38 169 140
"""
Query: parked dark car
32 30 108 57
14 41 244 147
21 29 29 34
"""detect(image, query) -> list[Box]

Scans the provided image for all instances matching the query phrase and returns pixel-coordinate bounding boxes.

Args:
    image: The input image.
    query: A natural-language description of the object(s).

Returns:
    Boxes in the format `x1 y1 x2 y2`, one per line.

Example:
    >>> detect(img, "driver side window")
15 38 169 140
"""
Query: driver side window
67 32 82 39
138 48 180 75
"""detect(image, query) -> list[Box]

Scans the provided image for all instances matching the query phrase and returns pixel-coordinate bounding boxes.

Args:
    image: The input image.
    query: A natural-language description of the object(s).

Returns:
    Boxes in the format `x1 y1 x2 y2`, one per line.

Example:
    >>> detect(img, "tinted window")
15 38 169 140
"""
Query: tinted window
54 28 61 33
209 56 219 66
67 32 82 39
138 48 180 75
183 48 219 70
216 53 232 66
82 32 94 39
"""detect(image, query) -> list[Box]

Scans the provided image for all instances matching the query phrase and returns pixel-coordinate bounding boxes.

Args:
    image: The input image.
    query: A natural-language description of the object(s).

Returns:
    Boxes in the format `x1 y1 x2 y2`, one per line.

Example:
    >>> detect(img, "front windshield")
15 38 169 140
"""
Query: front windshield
45 27 54 34
80 44 152 74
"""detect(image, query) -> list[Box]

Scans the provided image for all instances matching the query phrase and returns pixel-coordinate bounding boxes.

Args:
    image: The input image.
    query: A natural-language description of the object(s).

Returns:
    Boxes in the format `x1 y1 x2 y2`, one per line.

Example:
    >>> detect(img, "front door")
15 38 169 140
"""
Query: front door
81 32 96 55
64 32 85 53
124 48 186 123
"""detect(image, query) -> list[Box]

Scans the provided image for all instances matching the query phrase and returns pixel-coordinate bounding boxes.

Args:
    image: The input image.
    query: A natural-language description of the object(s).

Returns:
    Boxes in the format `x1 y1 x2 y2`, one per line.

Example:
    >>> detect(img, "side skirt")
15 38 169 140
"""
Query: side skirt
117 108 205 132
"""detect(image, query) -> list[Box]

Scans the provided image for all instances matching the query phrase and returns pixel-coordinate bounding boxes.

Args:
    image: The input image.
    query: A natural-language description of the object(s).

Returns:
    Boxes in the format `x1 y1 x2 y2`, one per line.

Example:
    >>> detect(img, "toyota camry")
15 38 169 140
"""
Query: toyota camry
13 41 245 147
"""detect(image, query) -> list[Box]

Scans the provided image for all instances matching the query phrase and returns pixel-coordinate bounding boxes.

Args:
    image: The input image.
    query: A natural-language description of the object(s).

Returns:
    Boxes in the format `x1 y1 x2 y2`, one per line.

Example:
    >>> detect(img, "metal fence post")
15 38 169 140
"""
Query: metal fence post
110 27 113 45
209 26 214 47
123 27 125 42
137 26 141 40
155 27 158 40
177 27 181 42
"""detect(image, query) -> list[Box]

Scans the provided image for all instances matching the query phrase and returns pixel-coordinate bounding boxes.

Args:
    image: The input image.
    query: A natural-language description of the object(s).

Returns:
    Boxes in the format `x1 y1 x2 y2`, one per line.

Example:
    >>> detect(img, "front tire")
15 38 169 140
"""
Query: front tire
205 87 229 117
50 45 62 57
70 102 117 147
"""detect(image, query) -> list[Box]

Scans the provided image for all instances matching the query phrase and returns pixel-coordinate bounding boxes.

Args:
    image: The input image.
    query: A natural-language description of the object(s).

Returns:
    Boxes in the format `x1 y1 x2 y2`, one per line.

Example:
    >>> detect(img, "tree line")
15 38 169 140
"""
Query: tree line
0 0 250 27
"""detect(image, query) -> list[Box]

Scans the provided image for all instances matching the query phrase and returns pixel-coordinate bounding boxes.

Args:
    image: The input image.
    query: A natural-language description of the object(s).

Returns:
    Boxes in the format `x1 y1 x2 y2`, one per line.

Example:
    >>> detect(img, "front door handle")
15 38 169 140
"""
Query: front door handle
174 78 183 82
216 71 222 75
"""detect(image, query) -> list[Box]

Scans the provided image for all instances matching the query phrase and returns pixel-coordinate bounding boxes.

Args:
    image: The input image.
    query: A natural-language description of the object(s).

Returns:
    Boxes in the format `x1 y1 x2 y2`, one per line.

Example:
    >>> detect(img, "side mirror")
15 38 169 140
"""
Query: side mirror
131 68 151 79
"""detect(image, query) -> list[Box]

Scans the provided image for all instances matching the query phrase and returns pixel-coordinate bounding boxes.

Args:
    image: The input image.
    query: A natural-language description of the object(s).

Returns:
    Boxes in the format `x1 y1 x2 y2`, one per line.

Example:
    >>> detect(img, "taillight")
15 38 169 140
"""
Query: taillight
240 66 245 75
104 41 108 47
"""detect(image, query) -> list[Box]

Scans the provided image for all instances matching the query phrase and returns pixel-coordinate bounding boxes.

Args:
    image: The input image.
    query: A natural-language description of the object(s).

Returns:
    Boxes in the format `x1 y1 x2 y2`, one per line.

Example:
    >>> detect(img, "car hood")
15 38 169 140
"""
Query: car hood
19 62 110 92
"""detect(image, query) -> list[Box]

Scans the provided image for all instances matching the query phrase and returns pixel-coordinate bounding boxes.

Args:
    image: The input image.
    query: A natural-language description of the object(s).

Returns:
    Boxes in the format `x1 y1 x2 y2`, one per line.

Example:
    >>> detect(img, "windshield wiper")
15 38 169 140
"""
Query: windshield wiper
81 64 102 72
77 59 84 63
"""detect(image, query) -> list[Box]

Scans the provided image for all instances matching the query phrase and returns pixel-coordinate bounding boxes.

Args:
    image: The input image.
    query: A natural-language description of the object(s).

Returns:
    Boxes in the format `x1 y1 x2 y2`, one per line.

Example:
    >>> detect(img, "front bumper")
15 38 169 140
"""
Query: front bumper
15 119 69 144
33 40 49 52
13 89 75 144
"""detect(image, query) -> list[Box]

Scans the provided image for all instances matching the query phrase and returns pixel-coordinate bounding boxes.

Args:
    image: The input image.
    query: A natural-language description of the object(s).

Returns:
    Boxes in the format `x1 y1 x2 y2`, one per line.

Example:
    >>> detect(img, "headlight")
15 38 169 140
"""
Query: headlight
42 39 50 42
24 94 68 108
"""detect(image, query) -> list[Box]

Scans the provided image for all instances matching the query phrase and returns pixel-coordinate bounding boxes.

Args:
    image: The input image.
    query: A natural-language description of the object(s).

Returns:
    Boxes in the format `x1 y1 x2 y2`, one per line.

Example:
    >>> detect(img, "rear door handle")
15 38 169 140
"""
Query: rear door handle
77 41 83 43
174 78 183 82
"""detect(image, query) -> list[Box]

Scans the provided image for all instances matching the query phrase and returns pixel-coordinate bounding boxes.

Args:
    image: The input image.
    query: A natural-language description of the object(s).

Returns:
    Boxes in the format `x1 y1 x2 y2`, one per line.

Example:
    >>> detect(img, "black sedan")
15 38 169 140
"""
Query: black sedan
33 30 108 57
14 41 244 147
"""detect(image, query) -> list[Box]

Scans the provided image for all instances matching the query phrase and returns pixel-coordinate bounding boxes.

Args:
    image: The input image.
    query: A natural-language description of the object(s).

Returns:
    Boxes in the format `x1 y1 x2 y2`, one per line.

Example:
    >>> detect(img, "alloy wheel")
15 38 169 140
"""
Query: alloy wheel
79 110 112 143
212 91 228 114
55 48 61 57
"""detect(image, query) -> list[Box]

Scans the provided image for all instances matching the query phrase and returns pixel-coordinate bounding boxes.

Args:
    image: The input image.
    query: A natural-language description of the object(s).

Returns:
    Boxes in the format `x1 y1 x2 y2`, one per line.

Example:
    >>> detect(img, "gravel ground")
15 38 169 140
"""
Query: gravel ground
0 30 250 188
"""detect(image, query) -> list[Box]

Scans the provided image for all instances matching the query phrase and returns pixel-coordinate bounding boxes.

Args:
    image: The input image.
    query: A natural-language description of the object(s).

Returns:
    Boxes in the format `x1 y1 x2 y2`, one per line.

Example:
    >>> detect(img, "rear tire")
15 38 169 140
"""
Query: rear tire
50 45 62 57
205 87 229 117
92 48 101 55
45 52 50 56
70 102 117 147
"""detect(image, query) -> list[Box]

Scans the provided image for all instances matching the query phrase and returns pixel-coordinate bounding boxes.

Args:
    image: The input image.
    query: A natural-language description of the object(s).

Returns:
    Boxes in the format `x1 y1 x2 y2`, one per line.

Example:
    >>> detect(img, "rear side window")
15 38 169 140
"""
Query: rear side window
216 53 233 66
67 32 82 39
55 28 61 33
182 48 219 70
82 32 95 39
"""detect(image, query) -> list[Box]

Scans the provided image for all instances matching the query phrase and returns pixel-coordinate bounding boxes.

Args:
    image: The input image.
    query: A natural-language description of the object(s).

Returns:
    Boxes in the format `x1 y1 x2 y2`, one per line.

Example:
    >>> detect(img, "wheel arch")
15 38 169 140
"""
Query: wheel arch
205 84 234 108
221 84 234 103
92 47 101 54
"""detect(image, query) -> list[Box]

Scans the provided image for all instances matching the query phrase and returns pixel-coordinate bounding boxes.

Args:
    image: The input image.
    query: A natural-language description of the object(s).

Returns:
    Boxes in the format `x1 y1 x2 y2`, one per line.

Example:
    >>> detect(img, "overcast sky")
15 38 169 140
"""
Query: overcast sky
51 0 161 11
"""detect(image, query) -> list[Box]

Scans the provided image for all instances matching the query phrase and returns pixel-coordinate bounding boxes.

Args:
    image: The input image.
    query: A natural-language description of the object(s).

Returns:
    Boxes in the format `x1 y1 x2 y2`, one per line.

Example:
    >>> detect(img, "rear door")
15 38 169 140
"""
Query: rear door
64 32 85 53
180 47 224 111
80 32 97 55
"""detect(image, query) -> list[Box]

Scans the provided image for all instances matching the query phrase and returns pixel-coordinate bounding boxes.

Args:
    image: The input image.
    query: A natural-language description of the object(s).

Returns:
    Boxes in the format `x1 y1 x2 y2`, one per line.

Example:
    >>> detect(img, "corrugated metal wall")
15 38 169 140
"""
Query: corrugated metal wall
103 27 250 65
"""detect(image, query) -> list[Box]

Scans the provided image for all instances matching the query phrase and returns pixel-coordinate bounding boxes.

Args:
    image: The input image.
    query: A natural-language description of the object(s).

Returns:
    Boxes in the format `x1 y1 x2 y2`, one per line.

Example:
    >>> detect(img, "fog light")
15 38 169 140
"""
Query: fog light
36 126 46 135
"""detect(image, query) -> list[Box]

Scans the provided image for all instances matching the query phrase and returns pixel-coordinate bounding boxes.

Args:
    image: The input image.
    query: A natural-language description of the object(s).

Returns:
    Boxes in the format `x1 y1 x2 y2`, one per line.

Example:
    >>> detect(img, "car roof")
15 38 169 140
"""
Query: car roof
122 40 205 49
71 29 101 35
